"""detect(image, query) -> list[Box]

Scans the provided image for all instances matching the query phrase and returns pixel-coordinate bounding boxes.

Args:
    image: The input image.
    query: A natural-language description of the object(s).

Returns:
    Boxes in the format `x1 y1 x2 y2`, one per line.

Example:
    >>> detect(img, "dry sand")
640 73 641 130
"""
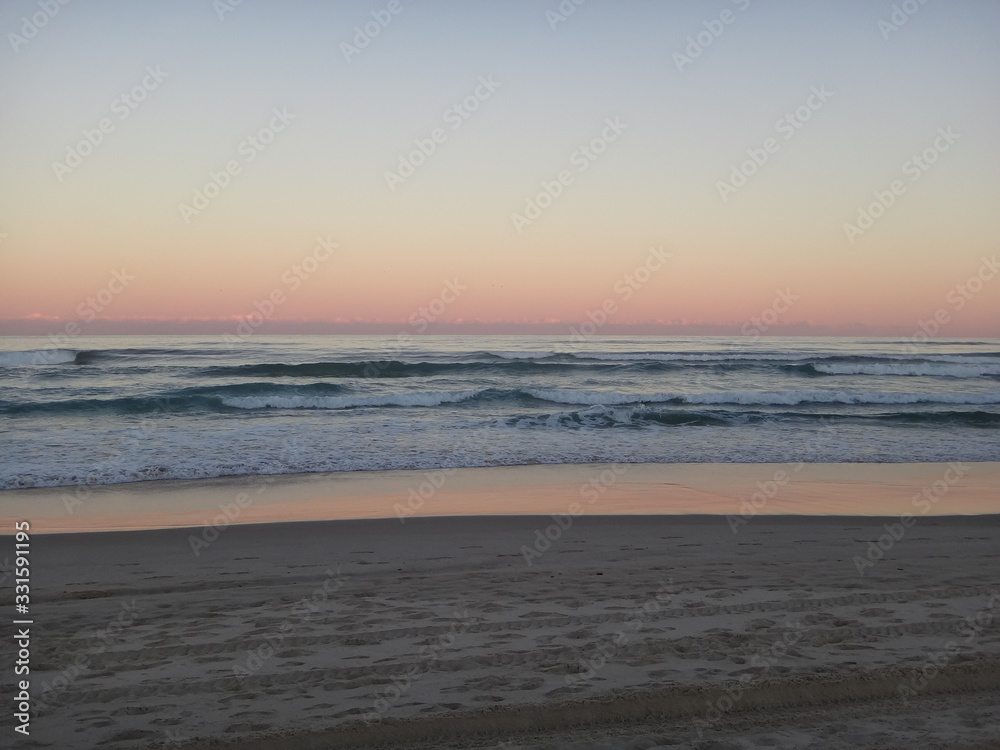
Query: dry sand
7 465 1000 749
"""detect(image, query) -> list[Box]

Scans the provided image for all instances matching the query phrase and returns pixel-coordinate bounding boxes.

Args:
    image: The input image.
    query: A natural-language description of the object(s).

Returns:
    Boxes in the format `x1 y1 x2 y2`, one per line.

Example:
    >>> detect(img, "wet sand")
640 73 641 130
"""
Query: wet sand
3 461 999 533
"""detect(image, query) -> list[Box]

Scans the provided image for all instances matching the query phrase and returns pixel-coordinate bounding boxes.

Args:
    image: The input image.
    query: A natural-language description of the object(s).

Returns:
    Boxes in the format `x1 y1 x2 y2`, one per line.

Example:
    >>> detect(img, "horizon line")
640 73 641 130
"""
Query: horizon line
1 319 998 339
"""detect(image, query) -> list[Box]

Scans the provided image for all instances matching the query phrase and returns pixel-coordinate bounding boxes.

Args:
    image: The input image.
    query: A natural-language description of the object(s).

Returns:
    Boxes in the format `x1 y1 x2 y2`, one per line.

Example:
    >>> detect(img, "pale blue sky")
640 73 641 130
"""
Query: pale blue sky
1 0 998 333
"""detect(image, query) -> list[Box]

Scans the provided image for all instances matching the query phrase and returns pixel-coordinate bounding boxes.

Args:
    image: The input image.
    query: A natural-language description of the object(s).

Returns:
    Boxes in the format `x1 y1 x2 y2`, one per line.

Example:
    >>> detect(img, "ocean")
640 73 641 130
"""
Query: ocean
1 335 999 490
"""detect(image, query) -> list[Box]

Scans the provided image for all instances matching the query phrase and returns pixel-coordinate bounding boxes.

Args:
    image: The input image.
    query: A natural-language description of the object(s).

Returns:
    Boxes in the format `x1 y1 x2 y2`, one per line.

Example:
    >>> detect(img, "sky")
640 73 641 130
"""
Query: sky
1 0 998 337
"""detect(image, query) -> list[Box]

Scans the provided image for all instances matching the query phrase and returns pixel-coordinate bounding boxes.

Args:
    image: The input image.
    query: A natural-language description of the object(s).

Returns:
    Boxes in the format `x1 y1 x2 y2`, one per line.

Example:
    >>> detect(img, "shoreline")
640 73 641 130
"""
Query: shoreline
3 461 998 534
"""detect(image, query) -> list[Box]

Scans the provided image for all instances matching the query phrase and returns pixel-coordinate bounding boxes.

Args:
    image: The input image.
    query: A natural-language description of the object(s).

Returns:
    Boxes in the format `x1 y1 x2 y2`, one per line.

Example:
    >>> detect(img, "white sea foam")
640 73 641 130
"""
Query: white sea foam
813 362 1000 378
486 350 555 360
685 391 1000 406
221 390 481 410
569 351 806 362
3 336 999 490
527 388 1000 407
573 352 1000 365
526 388 662 405
0 349 77 366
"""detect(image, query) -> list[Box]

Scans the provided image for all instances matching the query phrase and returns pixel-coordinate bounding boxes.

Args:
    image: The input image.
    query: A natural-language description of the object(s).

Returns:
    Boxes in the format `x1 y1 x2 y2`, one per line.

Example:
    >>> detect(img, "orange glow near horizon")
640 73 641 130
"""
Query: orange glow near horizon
1 2 998 337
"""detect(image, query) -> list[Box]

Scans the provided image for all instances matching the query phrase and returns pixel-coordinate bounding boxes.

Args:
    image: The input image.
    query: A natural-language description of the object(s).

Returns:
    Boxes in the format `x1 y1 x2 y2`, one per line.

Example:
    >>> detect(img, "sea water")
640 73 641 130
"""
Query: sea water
1 335 998 489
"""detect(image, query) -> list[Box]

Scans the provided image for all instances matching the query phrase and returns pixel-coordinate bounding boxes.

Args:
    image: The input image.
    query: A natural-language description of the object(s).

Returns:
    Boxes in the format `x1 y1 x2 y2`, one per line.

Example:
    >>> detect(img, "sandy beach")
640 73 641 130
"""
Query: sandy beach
4 461 1000 533
5 0 999 742
8 463 1000 749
